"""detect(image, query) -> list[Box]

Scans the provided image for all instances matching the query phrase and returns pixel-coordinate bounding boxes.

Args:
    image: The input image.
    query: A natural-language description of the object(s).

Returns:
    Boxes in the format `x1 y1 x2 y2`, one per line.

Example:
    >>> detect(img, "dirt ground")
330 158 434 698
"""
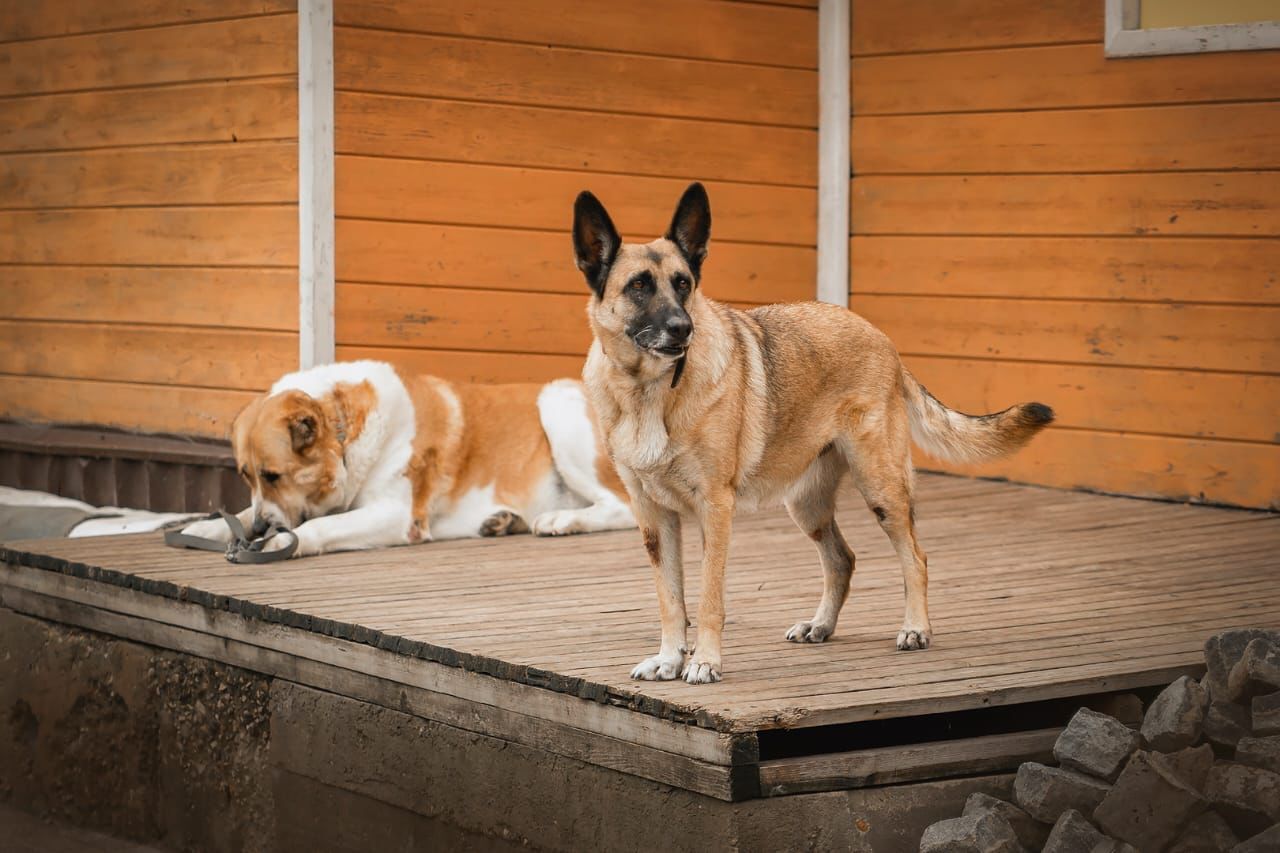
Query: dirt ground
0 802 161 853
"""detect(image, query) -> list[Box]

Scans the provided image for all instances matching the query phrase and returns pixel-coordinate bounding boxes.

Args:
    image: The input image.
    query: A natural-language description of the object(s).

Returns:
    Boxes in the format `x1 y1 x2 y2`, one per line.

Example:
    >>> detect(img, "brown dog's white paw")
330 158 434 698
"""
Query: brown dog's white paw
530 509 582 537
180 517 235 544
630 652 684 681
896 626 932 651
785 621 834 643
263 530 309 557
681 658 721 684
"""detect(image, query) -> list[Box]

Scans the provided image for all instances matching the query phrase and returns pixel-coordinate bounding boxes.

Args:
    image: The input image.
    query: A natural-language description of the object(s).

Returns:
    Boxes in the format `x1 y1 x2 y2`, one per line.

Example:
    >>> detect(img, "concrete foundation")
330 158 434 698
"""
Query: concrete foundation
0 607 1013 851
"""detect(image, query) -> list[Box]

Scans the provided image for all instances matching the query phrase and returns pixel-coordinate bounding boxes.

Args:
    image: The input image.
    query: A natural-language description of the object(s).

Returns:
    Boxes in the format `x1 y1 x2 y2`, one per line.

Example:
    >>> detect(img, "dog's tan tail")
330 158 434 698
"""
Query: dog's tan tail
900 368 1054 464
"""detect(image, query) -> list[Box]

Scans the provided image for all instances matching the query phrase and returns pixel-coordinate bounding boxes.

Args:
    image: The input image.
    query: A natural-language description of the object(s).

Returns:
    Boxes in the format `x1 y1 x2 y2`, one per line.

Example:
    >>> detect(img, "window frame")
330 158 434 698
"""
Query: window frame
1105 0 1280 57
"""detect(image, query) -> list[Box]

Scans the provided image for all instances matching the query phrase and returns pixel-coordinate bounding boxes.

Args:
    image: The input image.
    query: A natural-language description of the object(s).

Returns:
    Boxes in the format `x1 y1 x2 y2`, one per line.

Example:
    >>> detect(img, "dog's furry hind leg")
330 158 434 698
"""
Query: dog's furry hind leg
783 448 855 644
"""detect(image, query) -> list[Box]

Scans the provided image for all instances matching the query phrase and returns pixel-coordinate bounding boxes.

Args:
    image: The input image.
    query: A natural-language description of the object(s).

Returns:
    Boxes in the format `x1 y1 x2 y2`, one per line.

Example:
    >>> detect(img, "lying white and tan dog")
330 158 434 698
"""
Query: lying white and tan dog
180 360 634 556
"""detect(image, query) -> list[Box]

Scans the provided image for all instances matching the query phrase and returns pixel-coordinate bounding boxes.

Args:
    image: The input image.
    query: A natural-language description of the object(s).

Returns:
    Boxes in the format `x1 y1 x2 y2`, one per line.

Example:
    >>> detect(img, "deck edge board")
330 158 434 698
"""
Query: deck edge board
0 581 748 801
0 542 732 734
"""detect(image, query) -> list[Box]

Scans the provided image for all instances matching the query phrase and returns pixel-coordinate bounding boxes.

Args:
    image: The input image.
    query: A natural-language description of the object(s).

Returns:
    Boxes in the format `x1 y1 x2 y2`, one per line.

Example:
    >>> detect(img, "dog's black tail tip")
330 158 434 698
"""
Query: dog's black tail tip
1022 402 1055 426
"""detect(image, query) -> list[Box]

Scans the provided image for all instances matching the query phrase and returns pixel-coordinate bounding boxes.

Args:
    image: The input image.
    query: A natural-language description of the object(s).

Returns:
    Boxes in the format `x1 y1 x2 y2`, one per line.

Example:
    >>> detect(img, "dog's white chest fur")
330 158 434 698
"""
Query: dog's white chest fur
612 388 671 471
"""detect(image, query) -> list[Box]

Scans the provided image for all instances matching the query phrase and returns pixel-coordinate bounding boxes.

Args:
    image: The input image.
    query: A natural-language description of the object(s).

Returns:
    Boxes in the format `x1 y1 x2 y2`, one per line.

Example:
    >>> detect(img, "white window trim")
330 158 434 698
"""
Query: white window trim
298 0 336 369
817 0 850 307
1105 0 1280 57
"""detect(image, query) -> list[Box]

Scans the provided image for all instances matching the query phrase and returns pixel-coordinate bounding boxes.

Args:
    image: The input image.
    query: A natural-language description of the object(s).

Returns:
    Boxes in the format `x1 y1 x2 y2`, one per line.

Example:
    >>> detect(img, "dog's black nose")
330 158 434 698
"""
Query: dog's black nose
664 315 692 344
251 516 272 538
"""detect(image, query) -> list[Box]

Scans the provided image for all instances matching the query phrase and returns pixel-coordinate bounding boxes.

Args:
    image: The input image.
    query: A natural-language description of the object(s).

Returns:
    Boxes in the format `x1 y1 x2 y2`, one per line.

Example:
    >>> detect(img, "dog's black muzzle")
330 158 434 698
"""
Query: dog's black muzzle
631 309 693 358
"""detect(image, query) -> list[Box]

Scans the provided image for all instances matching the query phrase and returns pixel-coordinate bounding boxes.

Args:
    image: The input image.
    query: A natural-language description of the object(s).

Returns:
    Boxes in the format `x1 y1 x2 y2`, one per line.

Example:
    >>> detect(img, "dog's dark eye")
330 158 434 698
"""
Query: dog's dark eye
260 470 281 485
629 278 647 291
673 276 691 292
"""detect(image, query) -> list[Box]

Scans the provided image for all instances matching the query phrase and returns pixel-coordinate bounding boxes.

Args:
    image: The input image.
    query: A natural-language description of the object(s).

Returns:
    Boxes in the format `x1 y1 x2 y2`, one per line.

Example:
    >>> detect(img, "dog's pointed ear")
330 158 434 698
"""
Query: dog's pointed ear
665 182 711 281
290 414 317 453
573 191 621 297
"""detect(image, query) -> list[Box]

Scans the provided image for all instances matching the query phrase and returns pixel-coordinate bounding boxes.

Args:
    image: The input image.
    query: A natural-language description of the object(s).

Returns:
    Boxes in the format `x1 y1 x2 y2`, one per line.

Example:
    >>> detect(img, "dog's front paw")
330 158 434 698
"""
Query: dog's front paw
262 530 310 558
896 624 932 651
630 651 684 681
180 517 235 543
531 509 581 537
785 620 834 644
681 657 721 684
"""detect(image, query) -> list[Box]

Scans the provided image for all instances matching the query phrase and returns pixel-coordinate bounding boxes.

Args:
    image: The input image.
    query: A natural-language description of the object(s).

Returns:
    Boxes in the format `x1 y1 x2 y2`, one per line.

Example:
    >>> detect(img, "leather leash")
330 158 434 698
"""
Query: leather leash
671 352 687 389
164 509 298 563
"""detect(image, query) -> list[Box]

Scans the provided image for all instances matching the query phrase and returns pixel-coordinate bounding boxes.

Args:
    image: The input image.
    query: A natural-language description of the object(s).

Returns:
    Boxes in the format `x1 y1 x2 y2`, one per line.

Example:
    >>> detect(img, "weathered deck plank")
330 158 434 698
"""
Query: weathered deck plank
2 473 1277 745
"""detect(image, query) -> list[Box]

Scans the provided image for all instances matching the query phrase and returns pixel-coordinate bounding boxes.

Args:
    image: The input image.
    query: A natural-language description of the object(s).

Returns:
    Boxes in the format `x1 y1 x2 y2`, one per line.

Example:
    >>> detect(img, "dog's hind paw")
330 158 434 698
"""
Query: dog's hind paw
681 658 721 684
630 652 684 681
785 621 833 643
479 509 527 537
896 626 932 651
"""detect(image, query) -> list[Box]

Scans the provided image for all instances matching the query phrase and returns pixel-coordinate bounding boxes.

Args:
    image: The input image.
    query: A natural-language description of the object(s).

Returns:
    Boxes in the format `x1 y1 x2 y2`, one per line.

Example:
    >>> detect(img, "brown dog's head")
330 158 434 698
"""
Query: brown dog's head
231 390 347 533
573 183 711 372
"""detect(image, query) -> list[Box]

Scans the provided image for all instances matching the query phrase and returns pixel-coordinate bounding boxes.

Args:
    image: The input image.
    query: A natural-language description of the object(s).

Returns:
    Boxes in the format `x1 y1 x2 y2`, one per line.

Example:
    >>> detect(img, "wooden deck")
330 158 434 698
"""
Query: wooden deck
2 474 1277 801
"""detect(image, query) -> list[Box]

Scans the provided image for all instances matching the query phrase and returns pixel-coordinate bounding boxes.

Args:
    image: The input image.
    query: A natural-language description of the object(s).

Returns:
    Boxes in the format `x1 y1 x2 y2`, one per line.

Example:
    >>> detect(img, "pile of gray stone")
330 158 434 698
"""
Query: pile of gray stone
919 628 1280 852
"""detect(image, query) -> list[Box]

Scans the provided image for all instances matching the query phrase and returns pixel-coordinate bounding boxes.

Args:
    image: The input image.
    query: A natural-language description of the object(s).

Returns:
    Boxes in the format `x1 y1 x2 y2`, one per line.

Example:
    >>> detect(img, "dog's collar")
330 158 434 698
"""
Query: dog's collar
327 401 348 448
670 352 687 389
334 411 348 446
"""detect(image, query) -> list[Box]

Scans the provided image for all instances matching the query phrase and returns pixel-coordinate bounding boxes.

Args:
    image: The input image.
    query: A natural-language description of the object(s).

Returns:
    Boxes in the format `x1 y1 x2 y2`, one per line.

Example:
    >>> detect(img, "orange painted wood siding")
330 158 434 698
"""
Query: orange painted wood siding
850 0 1280 509
332 0 819 384
0 1 299 438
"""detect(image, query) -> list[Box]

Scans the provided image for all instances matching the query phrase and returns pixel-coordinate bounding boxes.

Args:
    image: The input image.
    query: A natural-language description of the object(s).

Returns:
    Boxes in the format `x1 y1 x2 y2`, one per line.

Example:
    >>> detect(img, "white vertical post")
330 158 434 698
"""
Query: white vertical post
817 0 850 307
298 0 335 368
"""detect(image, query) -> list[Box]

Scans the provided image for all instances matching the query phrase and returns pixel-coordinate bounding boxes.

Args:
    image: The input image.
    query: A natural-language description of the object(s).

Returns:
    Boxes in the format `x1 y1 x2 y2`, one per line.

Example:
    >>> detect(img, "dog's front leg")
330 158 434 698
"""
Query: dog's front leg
180 506 255 543
685 491 734 684
264 500 412 557
629 497 686 681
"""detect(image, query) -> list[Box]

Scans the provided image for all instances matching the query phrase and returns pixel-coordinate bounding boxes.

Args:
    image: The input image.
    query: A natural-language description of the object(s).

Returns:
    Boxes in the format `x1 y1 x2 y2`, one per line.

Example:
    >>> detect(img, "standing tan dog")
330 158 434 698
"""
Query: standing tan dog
574 183 1053 684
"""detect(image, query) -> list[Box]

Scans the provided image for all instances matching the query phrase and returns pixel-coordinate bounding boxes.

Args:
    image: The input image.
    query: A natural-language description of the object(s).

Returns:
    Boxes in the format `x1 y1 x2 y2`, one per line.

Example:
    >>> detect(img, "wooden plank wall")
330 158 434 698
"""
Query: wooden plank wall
0 1 299 439
849 0 1280 509
332 0 819 383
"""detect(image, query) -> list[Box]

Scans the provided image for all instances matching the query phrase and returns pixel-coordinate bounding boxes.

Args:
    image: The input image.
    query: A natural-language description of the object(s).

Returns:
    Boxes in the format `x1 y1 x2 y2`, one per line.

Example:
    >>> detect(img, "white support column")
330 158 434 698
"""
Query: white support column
816 0 850 307
298 0 335 368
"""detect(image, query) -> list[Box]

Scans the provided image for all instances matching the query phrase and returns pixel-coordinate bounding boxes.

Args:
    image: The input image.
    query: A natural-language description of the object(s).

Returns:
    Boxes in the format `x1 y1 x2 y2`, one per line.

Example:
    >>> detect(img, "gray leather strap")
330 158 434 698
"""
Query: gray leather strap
228 526 298 563
163 510 298 563
163 511 233 552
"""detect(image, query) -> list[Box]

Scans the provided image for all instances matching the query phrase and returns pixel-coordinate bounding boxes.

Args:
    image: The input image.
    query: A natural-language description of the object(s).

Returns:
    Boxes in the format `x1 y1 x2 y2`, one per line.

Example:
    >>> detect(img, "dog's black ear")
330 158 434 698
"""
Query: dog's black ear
665 182 711 281
290 414 317 453
573 191 621 297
